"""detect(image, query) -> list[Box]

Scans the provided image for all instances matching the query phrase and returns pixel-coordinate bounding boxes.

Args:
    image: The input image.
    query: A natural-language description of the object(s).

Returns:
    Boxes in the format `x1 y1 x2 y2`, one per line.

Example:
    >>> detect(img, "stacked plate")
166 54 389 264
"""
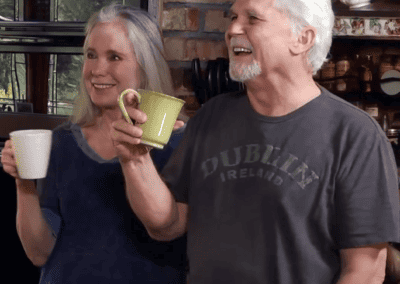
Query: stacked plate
340 0 371 9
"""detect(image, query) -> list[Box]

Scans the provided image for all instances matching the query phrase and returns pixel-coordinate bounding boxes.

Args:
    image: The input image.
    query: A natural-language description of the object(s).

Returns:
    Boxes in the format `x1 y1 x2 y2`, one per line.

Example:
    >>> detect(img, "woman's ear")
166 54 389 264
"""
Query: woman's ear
289 25 317 55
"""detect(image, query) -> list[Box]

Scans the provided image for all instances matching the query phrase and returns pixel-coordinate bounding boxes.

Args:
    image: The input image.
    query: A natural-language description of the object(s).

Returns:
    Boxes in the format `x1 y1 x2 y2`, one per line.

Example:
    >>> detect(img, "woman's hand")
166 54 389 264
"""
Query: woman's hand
1 139 20 179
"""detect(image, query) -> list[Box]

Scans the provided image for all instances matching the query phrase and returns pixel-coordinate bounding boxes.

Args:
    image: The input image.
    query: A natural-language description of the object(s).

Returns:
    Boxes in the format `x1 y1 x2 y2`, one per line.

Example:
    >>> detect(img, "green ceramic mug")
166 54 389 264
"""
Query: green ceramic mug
118 89 185 149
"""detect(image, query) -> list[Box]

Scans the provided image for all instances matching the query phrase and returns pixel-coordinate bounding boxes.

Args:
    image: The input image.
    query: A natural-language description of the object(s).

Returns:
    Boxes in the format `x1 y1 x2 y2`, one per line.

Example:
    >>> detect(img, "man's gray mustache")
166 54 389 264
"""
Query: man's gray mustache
230 37 254 51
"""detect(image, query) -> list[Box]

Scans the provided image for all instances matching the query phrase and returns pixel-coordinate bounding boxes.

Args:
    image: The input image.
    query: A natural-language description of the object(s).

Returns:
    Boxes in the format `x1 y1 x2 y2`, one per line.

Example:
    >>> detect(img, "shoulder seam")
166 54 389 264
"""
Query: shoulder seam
324 94 383 133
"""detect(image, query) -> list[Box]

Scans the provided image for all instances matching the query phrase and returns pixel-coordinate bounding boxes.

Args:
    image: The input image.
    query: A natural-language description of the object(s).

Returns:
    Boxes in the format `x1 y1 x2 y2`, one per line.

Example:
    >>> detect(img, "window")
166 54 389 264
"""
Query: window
48 54 82 115
0 53 26 113
0 0 150 115
56 0 143 22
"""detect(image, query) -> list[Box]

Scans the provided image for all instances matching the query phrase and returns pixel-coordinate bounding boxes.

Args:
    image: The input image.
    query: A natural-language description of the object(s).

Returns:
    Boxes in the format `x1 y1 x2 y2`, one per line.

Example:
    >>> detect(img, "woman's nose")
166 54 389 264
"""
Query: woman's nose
91 58 108 76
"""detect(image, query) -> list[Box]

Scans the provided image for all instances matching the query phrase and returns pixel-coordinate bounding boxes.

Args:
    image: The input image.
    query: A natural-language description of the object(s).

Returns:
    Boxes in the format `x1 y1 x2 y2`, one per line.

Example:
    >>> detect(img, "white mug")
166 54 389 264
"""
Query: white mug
10 129 52 179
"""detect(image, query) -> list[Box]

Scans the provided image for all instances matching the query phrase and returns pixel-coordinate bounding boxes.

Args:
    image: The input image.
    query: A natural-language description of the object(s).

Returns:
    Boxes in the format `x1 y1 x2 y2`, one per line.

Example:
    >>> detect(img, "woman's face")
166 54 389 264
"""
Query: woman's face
83 20 141 109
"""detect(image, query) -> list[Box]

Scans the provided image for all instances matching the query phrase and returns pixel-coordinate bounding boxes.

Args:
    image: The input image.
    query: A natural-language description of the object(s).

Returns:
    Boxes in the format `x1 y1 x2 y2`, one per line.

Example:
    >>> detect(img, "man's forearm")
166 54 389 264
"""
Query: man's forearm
336 272 385 284
120 155 181 239
337 243 387 284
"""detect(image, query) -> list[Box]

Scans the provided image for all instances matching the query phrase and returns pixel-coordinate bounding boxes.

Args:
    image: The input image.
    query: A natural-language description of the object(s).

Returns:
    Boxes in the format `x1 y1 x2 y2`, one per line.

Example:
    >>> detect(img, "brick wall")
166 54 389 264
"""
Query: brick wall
161 0 233 116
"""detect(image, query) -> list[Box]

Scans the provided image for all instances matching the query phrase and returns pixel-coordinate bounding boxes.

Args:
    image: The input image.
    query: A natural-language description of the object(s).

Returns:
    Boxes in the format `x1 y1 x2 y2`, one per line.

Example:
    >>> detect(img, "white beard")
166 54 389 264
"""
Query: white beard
229 57 262 82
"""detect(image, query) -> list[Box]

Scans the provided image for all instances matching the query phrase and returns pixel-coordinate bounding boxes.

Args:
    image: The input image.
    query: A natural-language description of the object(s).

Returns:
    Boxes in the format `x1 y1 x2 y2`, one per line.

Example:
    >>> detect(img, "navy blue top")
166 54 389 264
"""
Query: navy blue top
36 122 187 284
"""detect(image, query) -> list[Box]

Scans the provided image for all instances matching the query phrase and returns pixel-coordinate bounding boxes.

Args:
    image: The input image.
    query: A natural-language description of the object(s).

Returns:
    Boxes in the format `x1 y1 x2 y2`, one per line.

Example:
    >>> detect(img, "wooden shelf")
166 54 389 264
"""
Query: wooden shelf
332 1 400 40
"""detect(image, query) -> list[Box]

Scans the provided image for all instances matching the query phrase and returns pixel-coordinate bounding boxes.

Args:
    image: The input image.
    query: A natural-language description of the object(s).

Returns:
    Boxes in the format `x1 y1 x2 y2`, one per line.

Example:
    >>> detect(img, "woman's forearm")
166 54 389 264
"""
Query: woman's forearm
15 179 56 267
121 155 186 241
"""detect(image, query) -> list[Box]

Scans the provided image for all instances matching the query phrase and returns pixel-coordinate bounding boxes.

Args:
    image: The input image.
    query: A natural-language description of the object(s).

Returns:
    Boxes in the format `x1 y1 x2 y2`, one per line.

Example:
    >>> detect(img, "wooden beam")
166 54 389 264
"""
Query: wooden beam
24 0 51 114
149 0 163 26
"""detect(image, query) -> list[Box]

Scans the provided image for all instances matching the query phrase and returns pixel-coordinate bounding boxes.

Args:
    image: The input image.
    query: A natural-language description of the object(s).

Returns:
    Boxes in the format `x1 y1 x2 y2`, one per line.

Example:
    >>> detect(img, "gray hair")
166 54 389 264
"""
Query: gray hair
70 3 175 126
273 0 334 74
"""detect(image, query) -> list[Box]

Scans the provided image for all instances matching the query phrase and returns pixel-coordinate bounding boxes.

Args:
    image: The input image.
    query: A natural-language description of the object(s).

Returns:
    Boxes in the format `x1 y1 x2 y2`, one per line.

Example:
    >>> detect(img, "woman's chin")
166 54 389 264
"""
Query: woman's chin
91 98 119 109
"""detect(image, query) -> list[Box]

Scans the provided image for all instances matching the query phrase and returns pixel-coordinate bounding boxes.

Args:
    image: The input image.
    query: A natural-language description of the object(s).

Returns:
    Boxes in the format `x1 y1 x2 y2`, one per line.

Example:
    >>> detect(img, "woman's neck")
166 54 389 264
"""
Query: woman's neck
94 107 122 138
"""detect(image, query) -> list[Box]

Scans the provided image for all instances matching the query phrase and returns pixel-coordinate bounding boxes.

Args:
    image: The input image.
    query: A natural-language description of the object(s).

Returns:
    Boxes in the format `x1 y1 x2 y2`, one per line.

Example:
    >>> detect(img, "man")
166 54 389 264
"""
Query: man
111 0 400 283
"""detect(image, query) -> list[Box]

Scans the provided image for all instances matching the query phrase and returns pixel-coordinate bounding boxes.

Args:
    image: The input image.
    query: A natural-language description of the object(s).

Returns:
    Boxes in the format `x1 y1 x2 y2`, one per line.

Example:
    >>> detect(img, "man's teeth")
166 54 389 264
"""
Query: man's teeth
93 84 114 89
233 47 252 54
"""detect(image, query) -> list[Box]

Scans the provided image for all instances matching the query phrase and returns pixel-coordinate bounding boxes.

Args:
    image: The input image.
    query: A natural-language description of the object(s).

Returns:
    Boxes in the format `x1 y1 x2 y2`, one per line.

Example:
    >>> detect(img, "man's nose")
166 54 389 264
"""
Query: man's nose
225 19 244 40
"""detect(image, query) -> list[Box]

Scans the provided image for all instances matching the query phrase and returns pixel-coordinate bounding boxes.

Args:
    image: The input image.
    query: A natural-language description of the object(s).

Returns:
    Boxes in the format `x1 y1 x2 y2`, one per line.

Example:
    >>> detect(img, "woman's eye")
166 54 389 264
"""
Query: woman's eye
230 15 237 21
86 53 95 59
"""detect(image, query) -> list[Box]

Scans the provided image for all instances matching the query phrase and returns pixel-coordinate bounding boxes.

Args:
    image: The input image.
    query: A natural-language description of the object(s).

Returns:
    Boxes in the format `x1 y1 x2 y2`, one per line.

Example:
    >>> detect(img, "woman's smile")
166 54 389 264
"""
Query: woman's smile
92 83 116 89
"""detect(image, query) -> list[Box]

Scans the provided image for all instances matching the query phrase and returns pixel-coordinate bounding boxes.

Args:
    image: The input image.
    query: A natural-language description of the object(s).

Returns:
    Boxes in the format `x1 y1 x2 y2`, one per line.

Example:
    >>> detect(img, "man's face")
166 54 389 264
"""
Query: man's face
225 0 295 82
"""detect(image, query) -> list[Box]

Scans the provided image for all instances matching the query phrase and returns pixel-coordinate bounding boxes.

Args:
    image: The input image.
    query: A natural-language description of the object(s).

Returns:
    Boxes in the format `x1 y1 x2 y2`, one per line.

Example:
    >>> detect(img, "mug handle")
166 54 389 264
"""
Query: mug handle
118 89 141 125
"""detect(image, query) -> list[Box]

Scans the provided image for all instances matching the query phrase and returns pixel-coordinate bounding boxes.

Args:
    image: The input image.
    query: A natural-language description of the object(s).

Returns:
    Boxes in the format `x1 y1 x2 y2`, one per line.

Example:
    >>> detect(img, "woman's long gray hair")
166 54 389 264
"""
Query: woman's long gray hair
70 3 175 126
273 0 334 75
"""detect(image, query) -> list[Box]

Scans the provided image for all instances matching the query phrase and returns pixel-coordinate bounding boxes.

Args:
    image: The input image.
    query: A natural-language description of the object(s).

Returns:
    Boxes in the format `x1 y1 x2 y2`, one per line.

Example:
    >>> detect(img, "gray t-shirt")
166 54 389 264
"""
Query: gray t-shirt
162 87 400 284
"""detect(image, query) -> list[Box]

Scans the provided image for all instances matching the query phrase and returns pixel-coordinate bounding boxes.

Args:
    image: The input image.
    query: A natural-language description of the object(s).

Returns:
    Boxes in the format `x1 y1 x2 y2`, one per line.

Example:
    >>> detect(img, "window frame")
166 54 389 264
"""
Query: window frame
0 0 159 115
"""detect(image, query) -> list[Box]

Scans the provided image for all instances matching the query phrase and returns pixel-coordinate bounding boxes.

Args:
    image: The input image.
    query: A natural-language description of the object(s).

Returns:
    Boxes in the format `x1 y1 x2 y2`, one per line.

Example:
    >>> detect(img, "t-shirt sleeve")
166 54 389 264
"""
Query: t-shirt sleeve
335 126 400 248
161 121 196 204
36 130 62 238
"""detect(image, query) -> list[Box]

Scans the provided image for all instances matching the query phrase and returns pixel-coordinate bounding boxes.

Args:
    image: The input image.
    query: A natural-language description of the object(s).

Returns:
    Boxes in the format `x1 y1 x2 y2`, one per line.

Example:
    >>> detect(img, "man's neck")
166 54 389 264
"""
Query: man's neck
245 72 321 117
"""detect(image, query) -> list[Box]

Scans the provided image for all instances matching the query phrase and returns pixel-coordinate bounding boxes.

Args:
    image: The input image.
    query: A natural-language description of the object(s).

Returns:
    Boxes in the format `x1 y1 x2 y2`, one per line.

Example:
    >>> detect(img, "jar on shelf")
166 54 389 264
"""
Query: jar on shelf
360 55 373 93
364 101 381 123
387 129 400 147
395 56 400 72
379 54 394 79
382 114 389 133
335 54 351 93
347 54 360 93
320 58 336 92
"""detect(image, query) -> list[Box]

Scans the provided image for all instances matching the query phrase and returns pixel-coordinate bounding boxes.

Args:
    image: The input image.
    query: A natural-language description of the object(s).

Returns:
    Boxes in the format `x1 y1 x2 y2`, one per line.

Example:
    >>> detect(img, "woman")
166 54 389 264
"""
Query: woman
1 3 187 283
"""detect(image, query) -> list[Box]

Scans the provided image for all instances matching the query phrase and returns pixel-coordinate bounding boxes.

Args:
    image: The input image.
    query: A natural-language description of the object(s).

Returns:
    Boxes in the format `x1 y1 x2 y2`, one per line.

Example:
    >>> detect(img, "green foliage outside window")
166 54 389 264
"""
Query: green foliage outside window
0 0 141 115
57 0 119 21
0 53 26 110
0 0 14 20
0 54 11 94
0 0 16 110
50 54 83 115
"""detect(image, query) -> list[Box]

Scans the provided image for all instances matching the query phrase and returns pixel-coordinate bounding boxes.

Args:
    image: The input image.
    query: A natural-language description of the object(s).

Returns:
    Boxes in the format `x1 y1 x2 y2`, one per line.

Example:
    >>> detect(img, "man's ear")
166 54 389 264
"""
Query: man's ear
289 25 317 55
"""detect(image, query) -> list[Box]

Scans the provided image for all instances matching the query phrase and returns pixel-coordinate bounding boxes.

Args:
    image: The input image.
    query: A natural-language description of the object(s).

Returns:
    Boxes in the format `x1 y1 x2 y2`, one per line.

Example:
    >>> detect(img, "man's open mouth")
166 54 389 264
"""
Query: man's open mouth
233 47 253 56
